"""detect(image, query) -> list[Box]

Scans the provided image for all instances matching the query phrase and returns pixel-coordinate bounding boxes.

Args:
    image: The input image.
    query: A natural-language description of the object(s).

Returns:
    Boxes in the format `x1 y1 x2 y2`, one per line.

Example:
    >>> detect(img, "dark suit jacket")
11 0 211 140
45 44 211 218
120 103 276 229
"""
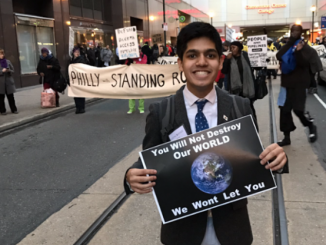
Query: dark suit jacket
124 86 254 245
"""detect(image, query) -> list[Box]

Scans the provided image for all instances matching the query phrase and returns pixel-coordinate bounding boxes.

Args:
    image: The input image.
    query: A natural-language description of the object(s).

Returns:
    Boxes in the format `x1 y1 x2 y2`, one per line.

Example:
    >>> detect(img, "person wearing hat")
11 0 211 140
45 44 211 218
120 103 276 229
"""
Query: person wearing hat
37 47 61 107
221 41 257 120
68 47 89 114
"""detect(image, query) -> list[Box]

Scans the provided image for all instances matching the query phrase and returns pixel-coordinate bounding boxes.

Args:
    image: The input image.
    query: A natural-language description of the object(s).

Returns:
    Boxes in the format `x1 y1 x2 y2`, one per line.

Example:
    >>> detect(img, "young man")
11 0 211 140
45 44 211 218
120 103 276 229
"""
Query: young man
124 22 287 245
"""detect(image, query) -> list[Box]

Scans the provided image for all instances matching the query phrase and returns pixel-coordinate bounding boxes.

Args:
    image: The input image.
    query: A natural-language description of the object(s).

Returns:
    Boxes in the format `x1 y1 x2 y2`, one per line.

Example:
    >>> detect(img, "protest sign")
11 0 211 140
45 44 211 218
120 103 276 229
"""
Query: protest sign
67 64 185 99
115 26 139 60
157 56 178 65
226 26 235 42
247 35 268 67
140 115 276 224
266 51 279 69
312 44 326 56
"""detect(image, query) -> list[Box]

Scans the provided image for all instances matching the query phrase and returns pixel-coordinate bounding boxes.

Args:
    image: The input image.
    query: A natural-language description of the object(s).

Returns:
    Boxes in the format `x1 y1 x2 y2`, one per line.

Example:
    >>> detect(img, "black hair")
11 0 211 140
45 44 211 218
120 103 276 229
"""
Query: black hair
291 24 303 33
153 44 158 49
177 22 222 60
145 41 149 45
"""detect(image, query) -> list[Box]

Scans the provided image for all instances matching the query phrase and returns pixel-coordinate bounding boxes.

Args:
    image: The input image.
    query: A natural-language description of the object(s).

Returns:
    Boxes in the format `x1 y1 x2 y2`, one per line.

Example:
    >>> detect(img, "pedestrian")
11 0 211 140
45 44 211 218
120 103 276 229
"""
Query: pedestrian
100 45 113 67
221 41 258 120
37 47 61 107
68 47 89 114
276 24 319 146
221 41 230 90
159 45 165 57
320 37 326 48
124 22 287 245
95 44 103 67
0 49 18 115
141 42 152 64
86 44 96 66
151 44 159 63
125 49 147 114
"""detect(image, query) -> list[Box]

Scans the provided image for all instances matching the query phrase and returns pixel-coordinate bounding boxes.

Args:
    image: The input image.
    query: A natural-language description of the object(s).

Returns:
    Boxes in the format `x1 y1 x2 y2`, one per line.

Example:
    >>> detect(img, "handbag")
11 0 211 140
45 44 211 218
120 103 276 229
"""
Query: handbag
51 73 67 93
41 89 56 108
255 70 268 99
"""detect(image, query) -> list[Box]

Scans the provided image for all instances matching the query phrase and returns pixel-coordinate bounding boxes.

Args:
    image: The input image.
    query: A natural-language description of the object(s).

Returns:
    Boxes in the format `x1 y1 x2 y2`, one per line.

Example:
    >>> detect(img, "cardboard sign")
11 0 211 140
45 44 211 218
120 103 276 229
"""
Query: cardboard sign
247 35 268 67
226 26 235 42
140 115 276 224
115 26 140 60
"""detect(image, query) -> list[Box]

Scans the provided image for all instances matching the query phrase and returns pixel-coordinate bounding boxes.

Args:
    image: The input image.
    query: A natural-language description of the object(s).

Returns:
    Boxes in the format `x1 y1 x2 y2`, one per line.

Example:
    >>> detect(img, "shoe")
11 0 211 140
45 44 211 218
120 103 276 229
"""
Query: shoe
79 109 85 114
308 124 317 143
139 110 145 114
12 111 18 114
1 112 7 115
277 138 291 146
305 112 314 122
75 109 80 114
127 109 135 114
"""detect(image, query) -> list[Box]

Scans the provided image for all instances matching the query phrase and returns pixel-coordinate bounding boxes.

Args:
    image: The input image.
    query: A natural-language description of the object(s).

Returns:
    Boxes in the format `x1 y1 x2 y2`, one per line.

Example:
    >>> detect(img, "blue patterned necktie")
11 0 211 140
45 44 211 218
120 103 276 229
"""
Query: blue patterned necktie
195 99 209 132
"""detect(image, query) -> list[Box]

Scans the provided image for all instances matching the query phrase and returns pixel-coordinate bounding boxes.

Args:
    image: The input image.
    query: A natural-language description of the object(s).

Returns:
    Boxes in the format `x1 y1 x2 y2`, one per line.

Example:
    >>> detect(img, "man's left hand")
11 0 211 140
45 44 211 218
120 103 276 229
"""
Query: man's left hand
47 65 52 69
259 143 287 171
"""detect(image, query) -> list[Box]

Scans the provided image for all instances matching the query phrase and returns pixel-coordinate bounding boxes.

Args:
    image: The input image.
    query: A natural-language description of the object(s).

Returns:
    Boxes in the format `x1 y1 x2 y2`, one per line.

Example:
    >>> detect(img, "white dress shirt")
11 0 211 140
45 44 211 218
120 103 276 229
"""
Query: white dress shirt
183 85 221 245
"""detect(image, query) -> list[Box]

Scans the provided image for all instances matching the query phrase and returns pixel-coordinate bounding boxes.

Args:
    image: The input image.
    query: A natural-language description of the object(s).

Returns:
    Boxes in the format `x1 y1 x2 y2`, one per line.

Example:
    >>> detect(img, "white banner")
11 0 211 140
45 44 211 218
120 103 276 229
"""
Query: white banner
68 64 185 99
157 57 178 65
247 35 268 67
115 26 140 60
312 44 326 56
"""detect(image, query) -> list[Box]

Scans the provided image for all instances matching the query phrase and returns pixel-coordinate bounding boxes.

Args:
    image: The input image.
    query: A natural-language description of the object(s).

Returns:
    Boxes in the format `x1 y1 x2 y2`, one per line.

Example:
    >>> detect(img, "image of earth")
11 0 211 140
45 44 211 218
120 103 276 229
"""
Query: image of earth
191 152 233 194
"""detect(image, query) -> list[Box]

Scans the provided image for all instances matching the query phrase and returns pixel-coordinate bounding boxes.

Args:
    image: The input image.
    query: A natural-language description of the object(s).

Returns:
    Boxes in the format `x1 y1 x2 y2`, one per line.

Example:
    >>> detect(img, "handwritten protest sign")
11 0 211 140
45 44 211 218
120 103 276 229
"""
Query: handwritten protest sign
68 64 185 99
247 35 268 67
140 115 276 224
115 26 140 60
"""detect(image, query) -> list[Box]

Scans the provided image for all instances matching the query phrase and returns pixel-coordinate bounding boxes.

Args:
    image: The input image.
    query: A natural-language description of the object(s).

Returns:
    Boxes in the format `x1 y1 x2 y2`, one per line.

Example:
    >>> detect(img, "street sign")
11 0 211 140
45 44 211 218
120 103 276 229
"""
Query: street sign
321 17 326 29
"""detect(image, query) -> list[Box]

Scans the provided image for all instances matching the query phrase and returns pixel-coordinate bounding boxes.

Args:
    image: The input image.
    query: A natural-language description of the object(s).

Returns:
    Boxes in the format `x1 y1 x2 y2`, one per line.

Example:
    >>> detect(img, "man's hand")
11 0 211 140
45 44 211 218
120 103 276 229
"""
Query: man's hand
47 65 52 69
40 72 45 77
2 68 6 72
296 41 305 51
226 53 233 59
126 169 157 194
260 143 287 171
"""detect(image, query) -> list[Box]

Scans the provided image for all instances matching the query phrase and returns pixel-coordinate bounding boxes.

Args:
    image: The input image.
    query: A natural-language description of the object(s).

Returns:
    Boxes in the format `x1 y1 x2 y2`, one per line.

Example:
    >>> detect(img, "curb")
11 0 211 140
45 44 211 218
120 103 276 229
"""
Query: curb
0 98 102 134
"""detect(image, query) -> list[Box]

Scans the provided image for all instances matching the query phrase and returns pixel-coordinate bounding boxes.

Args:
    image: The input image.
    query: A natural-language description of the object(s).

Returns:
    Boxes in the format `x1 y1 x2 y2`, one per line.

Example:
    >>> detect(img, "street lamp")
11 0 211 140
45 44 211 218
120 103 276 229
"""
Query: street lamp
228 24 232 28
149 15 155 21
311 5 316 42
295 20 301 25
208 12 214 25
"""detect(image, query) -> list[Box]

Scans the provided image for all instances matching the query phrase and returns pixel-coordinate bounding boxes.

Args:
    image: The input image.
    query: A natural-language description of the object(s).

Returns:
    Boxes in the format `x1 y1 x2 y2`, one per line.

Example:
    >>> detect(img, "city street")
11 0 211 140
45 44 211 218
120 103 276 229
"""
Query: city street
0 98 162 245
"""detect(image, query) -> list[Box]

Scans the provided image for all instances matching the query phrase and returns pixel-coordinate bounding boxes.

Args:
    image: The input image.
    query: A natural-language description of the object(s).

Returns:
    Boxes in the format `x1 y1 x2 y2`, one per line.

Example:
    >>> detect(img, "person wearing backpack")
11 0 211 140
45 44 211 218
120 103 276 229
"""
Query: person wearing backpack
124 22 287 245
69 47 89 114
37 47 61 107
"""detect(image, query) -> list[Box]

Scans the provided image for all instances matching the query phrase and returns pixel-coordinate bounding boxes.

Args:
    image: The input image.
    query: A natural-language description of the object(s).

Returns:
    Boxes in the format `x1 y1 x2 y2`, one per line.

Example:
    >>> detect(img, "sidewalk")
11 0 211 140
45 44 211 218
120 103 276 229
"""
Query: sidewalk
0 85 100 132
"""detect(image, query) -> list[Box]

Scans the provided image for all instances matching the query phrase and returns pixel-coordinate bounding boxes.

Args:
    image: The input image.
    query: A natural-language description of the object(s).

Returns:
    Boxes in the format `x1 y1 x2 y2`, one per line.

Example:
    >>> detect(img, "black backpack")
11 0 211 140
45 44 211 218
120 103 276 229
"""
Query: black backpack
52 73 68 93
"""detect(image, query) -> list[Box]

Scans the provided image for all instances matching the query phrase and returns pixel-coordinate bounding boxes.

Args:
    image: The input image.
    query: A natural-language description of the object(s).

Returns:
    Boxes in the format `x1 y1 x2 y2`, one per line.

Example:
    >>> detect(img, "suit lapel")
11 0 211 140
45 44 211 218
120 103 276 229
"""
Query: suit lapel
216 86 233 125
174 85 192 135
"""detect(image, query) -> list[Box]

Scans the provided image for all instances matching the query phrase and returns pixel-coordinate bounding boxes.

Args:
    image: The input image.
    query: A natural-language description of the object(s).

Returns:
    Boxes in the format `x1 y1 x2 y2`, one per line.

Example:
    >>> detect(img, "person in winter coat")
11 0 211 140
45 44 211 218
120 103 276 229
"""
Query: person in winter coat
125 50 147 114
0 49 18 115
221 41 257 120
37 47 61 107
151 44 159 63
95 44 103 67
69 47 89 114
87 44 96 66
100 45 113 67
141 42 152 64
276 24 319 146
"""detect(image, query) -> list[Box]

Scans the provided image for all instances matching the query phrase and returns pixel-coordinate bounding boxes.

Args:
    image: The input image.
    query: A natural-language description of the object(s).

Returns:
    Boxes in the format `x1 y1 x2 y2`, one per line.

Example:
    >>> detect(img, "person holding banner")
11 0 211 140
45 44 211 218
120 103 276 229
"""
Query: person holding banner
276 24 320 146
124 22 287 245
221 41 258 120
125 49 147 114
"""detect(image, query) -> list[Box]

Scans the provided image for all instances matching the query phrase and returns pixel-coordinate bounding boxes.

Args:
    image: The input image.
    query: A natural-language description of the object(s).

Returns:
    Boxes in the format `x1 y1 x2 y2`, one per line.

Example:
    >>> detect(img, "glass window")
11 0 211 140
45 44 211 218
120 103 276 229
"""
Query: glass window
93 0 103 20
16 25 38 74
83 0 93 19
36 27 56 57
70 0 82 17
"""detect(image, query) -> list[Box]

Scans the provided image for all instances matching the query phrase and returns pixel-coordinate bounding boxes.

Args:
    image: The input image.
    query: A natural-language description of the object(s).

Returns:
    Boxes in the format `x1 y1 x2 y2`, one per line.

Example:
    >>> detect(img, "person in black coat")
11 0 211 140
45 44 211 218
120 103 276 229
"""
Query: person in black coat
86 44 96 66
141 42 152 64
37 47 61 107
69 47 89 114
221 41 258 120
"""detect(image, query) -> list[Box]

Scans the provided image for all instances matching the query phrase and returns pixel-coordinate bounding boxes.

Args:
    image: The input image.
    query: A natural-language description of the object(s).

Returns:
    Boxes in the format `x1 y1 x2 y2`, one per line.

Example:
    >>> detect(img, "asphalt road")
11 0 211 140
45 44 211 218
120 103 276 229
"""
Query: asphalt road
0 98 163 245
306 84 326 170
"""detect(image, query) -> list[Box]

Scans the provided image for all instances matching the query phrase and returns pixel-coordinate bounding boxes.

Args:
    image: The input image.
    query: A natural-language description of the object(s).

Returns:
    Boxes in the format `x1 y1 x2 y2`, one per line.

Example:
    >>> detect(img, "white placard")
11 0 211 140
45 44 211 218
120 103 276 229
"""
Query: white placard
226 26 235 42
247 35 268 67
69 27 75 56
115 26 140 60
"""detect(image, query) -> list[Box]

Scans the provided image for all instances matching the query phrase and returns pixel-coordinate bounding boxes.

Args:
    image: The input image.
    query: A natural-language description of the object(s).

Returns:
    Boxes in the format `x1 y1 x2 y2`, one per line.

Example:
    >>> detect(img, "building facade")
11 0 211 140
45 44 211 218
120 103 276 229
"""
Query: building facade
0 0 150 88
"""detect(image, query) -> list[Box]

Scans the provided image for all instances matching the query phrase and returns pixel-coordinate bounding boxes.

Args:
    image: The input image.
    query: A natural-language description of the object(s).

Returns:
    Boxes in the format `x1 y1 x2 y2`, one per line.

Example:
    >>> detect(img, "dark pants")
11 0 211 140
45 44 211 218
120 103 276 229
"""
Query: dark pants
267 69 277 78
280 88 311 133
310 73 317 88
74 97 85 110
0 92 17 113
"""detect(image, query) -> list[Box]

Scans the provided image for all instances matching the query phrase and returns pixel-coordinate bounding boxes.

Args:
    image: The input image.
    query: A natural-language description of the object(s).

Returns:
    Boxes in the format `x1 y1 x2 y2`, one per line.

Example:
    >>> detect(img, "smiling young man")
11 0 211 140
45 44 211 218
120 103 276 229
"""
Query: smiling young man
124 22 287 245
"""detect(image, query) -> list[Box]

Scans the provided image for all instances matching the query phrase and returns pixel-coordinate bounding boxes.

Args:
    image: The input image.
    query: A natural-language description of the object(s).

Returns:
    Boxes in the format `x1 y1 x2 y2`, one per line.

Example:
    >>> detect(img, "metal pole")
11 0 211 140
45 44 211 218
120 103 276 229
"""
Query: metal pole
163 0 166 49
312 11 315 43
211 17 213 25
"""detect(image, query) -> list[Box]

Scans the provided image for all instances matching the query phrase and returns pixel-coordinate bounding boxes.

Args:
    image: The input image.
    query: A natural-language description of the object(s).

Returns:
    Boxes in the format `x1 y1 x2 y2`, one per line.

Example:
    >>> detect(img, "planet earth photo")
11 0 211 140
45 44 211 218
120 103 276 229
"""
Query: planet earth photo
191 152 233 194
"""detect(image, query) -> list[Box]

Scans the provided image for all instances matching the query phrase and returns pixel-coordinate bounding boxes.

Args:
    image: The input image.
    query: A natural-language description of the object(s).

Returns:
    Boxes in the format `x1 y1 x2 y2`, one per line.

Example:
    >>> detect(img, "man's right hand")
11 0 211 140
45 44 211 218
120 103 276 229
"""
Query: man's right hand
126 168 157 194
40 73 45 77
227 53 233 59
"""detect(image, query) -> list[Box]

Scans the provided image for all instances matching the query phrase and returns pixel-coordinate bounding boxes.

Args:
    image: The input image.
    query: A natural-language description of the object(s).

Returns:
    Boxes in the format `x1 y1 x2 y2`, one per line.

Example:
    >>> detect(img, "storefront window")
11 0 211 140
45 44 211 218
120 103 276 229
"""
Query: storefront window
82 0 93 19
15 15 56 74
93 0 103 20
69 0 104 20
70 0 82 17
